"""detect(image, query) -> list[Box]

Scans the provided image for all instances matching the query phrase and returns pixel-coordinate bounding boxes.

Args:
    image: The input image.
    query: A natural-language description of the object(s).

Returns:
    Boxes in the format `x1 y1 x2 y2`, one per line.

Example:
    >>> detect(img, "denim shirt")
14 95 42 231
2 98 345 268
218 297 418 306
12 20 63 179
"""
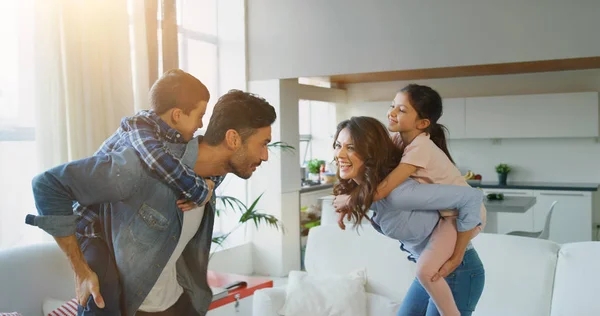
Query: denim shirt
371 178 483 261
27 138 215 316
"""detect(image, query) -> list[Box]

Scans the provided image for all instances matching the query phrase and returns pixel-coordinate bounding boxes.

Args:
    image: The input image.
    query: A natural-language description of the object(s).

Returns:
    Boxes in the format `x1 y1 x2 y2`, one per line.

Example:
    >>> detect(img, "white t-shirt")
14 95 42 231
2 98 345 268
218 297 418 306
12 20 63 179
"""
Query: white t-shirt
138 205 205 312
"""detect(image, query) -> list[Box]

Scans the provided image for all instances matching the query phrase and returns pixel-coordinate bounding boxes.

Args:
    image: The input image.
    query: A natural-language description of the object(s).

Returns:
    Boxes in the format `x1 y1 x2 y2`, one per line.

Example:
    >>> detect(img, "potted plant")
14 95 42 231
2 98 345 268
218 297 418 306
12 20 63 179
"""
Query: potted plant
307 159 325 182
495 163 511 185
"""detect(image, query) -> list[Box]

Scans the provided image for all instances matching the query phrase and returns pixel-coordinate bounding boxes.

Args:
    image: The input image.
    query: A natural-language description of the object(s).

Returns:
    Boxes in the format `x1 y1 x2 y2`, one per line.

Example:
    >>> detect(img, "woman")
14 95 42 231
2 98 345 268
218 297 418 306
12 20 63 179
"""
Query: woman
333 116 485 316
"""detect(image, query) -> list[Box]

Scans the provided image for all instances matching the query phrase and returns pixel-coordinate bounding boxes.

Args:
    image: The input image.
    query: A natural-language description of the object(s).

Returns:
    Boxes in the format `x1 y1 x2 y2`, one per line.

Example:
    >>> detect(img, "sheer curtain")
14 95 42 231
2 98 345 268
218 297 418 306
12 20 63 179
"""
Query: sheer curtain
0 0 149 250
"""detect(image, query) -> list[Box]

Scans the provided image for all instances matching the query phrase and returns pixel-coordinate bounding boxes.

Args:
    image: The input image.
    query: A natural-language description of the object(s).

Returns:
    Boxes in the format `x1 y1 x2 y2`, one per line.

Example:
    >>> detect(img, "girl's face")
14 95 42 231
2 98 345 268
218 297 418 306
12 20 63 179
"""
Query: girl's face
333 128 365 182
387 92 426 133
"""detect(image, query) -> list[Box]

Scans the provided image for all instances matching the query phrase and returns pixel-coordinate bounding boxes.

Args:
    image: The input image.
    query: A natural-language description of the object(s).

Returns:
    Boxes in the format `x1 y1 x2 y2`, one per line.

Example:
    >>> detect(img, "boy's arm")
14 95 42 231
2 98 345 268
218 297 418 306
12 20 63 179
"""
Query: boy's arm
122 116 211 206
373 163 417 201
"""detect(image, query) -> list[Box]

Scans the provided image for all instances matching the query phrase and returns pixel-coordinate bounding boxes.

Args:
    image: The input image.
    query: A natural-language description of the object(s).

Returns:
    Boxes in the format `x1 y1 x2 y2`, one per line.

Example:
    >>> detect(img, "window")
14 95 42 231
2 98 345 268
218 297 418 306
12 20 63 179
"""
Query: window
298 100 337 166
0 0 46 250
177 0 219 128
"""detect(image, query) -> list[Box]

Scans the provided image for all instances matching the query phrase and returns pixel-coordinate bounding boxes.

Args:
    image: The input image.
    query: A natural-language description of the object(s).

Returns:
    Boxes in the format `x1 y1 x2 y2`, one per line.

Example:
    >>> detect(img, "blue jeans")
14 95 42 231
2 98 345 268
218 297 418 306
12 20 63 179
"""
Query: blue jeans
397 249 485 316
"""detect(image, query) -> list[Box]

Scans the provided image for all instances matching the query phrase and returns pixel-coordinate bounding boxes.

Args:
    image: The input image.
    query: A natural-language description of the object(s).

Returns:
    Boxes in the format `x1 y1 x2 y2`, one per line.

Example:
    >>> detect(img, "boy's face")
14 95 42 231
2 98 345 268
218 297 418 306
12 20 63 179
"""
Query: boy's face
173 101 208 141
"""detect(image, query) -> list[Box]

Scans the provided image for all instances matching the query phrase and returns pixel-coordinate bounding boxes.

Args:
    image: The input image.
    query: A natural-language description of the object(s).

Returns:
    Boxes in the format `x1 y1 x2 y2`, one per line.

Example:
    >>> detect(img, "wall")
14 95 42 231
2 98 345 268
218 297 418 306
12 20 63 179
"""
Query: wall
338 69 600 183
247 0 600 80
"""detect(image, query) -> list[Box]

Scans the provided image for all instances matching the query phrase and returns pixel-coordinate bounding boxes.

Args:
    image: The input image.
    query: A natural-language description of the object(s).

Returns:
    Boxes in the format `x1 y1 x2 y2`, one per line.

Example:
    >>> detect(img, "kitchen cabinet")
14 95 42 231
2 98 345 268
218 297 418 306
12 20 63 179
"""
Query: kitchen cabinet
439 98 466 139
465 92 599 139
482 189 535 234
533 190 594 243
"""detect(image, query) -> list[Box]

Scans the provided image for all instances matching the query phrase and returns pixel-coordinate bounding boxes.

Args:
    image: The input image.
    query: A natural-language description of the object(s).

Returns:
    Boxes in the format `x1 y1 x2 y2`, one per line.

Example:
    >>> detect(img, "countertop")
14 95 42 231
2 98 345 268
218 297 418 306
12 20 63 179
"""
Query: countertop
299 183 334 194
474 181 599 192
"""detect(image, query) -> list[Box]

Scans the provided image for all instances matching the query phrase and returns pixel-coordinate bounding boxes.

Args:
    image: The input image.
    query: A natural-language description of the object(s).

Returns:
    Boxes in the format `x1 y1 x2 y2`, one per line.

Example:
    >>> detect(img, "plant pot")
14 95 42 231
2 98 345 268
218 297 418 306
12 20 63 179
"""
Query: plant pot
497 173 508 185
308 172 320 182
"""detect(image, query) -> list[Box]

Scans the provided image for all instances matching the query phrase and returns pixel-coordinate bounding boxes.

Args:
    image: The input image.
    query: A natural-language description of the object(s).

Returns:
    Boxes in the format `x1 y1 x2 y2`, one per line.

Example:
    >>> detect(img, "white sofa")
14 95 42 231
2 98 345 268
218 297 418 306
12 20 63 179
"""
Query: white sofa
0 242 75 316
253 224 600 316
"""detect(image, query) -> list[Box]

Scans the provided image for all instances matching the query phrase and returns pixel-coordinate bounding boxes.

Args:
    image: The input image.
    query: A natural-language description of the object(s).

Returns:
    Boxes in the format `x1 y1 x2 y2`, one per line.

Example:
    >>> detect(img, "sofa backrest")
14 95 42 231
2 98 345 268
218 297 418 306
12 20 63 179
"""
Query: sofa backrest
305 225 563 316
471 233 560 316
550 242 600 316
0 242 75 316
304 224 416 303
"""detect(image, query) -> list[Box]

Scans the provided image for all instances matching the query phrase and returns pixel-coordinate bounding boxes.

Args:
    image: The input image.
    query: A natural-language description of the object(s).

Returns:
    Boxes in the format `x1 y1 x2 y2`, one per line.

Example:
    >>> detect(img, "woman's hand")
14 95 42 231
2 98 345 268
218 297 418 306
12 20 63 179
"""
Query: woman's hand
431 254 463 281
333 194 351 210
333 194 352 230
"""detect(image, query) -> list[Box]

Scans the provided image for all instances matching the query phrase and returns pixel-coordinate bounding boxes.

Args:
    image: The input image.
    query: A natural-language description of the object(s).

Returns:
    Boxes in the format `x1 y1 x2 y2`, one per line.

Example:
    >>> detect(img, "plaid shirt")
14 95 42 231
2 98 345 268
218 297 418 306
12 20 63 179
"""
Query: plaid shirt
75 110 224 237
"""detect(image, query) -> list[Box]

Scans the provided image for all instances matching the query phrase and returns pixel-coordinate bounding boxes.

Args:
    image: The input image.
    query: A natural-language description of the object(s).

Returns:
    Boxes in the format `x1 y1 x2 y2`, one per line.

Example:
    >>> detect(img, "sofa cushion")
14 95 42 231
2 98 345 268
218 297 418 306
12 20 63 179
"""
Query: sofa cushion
304 225 416 302
471 233 560 316
550 242 600 316
279 270 367 316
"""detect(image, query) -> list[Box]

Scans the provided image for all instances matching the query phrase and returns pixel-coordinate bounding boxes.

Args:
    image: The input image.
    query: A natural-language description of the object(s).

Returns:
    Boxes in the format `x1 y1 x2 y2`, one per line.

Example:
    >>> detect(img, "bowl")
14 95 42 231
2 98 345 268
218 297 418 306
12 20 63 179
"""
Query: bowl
466 179 481 186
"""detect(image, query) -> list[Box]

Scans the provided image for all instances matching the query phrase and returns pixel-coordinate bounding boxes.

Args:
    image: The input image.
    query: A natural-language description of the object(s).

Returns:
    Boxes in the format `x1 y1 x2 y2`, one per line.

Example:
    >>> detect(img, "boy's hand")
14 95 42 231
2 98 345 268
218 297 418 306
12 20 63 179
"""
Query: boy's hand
176 179 216 211
335 208 352 230
176 199 197 211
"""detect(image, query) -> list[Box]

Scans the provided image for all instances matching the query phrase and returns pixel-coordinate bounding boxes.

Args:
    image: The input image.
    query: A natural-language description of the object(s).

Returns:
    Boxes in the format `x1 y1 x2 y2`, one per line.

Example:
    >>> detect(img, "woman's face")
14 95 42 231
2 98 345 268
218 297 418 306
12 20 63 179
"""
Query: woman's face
387 92 420 133
334 128 364 182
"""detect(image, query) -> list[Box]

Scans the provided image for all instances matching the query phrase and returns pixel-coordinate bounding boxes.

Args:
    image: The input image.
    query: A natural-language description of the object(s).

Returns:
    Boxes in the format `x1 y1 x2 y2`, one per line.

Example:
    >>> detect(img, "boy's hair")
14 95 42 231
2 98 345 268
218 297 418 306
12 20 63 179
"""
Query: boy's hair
149 69 210 115
204 90 276 145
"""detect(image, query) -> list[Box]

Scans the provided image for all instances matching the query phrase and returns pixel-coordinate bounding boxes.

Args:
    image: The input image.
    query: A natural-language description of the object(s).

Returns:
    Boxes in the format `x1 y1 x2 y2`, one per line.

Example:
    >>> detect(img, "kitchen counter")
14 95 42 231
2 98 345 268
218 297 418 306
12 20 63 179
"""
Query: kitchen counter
475 181 599 192
299 183 334 194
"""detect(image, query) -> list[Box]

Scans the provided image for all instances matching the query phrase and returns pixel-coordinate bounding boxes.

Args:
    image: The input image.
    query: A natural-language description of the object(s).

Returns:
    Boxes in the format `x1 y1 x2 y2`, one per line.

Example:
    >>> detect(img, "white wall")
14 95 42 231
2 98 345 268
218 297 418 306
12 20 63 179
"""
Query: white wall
247 0 600 80
338 69 600 183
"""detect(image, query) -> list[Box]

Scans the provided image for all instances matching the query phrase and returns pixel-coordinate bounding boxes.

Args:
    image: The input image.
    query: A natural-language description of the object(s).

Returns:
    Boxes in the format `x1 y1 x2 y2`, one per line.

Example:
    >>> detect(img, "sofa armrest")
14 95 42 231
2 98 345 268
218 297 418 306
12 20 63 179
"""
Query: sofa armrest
252 287 287 316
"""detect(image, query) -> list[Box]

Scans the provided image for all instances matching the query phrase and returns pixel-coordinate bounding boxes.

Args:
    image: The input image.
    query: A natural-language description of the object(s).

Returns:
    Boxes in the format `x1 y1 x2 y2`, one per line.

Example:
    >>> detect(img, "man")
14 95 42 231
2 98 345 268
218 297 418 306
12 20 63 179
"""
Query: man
26 89 276 315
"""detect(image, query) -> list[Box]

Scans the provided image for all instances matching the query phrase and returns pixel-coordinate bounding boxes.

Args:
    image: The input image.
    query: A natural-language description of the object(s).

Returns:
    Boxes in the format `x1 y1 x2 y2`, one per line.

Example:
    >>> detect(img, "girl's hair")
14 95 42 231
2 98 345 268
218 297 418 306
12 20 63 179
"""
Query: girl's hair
333 117 403 227
399 84 454 164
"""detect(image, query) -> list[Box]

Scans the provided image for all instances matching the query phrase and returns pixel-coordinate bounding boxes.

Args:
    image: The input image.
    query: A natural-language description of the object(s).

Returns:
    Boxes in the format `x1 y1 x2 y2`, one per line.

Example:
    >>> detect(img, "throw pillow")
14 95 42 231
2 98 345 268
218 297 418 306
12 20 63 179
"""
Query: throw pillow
43 298 78 316
279 269 367 316
366 292 401 316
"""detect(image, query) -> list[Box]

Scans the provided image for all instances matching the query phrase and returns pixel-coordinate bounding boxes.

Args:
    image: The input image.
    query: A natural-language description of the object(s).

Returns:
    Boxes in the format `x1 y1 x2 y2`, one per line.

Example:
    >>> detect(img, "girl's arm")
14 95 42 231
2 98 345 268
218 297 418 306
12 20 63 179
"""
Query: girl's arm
373 163 417 201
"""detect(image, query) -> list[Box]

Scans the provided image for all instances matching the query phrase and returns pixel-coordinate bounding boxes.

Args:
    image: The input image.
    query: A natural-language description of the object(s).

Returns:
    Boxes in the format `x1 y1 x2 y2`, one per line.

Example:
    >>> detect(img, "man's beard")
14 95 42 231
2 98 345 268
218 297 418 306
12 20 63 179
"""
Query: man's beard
229 160 251 179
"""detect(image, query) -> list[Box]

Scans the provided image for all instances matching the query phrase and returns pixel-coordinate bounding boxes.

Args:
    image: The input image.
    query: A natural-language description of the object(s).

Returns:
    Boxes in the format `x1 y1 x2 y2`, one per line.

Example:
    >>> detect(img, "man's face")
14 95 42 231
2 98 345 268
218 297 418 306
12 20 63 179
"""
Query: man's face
229 126 272 179
175 100 208 141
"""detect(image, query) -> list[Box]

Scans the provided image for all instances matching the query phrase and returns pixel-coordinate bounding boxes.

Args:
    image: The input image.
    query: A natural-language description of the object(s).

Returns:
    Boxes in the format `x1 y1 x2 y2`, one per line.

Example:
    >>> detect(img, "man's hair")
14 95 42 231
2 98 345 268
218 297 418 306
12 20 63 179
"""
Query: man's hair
204 89 276 145
149 69 210 115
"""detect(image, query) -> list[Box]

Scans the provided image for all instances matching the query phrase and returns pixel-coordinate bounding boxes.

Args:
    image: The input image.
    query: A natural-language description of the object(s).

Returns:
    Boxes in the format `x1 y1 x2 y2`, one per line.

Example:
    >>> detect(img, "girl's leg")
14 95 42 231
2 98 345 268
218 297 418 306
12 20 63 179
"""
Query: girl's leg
415 217 459 316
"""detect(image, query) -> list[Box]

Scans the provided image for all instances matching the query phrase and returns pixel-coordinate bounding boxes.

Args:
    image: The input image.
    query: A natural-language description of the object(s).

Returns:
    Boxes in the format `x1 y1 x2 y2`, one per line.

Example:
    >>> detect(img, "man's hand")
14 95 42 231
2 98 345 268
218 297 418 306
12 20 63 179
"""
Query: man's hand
177 179 215 211
431 254 463 282
75 266 104 308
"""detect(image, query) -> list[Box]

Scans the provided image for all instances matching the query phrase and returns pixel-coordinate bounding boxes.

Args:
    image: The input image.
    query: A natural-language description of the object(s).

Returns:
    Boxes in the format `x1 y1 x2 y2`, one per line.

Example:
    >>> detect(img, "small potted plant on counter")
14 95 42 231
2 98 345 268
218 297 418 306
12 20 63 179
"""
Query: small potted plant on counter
495 163 511 185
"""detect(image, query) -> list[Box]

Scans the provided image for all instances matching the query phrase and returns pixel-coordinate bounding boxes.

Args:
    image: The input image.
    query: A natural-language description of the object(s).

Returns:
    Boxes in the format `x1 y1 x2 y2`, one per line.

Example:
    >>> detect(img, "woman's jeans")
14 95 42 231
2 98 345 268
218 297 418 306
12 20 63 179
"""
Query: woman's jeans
397 248 485 316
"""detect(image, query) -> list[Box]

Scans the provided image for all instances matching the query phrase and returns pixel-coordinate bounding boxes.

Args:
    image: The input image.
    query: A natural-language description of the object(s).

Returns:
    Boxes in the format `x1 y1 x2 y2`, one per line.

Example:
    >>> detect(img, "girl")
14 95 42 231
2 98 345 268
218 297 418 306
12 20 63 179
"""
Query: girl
335 84 486 316
333 116 485 316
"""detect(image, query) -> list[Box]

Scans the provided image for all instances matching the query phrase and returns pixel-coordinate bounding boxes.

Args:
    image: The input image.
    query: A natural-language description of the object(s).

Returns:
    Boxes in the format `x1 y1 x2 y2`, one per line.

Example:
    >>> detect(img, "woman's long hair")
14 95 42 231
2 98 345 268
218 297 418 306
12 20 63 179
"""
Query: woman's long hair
333 117 403 226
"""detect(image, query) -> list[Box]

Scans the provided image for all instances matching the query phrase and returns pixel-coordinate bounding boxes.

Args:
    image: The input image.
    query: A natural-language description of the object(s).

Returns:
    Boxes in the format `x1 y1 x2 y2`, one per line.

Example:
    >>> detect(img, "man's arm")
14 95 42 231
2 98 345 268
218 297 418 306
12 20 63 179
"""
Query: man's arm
121 115 211 206
386 179 483 232
28 151 140 306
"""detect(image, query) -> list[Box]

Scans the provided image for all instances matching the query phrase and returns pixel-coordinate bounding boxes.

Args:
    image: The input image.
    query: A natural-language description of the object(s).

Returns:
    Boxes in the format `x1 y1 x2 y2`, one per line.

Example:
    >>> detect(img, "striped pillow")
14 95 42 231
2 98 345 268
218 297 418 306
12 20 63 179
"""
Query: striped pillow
46 298 78 316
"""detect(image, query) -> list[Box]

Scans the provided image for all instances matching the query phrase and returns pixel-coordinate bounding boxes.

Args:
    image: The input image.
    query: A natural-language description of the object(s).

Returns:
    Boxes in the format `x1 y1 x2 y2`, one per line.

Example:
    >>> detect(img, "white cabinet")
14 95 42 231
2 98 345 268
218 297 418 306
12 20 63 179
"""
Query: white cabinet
465 92 599 139
533 190 594 243
440 98 466 139
482 189 535 234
